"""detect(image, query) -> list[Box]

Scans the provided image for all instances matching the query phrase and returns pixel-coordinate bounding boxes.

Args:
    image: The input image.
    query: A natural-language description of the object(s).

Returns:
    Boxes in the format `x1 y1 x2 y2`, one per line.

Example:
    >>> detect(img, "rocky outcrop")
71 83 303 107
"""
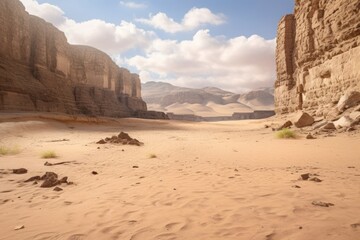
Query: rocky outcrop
0 0 147 117
275 0 360 116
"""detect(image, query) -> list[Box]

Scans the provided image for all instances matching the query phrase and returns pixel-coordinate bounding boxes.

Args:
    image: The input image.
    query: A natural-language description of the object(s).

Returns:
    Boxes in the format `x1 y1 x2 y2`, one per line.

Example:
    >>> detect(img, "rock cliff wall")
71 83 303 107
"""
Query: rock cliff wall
0 0 147 117
275 0 360 116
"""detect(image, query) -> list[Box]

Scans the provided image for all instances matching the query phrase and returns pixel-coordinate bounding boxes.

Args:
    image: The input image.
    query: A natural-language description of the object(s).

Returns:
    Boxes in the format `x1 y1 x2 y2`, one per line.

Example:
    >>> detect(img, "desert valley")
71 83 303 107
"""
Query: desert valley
1 0 360 240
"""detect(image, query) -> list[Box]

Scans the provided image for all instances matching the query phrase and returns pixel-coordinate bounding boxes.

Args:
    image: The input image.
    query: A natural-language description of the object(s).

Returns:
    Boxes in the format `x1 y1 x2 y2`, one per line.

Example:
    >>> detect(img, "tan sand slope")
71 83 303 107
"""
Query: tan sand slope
0 117 359 240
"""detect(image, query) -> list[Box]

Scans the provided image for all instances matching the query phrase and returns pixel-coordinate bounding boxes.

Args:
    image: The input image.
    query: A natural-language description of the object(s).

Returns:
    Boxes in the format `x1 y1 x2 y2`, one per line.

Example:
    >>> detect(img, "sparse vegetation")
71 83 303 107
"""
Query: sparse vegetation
0 146 21 156
41 150 58 159
149 153 157 159
276 128 297 139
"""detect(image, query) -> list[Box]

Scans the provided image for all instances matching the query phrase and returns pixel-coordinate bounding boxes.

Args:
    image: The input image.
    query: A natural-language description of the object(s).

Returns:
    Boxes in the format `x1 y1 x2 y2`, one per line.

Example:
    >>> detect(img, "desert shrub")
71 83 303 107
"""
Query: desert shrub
0 146 21 156
276 128 296 139
41 150 58 159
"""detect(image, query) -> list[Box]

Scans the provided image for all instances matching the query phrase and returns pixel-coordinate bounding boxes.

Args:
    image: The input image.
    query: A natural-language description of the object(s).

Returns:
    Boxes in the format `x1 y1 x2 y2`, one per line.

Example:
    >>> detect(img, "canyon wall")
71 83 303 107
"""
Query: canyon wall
275 0 360 116
0 0 147 117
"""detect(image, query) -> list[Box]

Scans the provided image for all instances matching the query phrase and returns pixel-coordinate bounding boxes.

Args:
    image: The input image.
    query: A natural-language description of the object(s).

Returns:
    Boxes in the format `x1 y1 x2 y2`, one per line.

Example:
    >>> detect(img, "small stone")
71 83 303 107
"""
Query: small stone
53 187 63 192
312 201 334 207
292 185 301 188
97 147 100 149
300 173 311 180
347 127 355 132
92 171 98 175
14 225 25 230
54 187 63 192
309 177 322 182
132 166 139 168
13 168 27 174
306 134 316 139
350 223 360 229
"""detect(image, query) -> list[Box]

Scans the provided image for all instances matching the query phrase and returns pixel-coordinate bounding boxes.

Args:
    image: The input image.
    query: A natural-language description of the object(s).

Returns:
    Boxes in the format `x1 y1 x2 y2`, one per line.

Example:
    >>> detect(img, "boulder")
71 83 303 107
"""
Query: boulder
293 112 315 128
334 116 353 129
277 120 293 130
337 91 360 112
13 168 27 174
321 122 336 130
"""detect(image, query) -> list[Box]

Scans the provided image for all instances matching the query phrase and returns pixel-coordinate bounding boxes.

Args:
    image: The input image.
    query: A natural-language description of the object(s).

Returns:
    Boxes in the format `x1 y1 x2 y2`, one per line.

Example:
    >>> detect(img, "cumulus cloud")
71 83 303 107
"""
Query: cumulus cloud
127 30 276 92
20 0 155 55
136 8 225 33
19 0 276 92
119 1 147 9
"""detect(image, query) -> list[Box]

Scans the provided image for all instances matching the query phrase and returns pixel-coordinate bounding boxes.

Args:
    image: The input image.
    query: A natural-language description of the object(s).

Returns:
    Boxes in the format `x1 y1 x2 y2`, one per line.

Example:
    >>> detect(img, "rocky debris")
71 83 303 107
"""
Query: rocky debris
350 111 360 121
92 171 98 175
292 185 301 188
306 134 316 139
97 132 143 146
13 168 28 174
337 91 360 112
25 172 71 189
132 166 139 168
321 122 336 131
300 173 322 182
312 120 328 130
293 112 314 128
277 120 293 130
312 201 334 208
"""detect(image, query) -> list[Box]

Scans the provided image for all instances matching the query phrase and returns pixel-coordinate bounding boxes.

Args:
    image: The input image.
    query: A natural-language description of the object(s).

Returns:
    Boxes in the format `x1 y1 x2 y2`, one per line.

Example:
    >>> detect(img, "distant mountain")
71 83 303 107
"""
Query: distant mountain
142 81 274 117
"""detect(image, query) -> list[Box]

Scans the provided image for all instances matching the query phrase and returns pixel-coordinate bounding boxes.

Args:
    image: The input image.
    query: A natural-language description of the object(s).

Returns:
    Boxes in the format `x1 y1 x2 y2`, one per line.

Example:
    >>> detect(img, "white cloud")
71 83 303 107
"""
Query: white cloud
20 0 155 55
127 30 276 92
136 8 225 33
19 0 276 92
120 1 147 9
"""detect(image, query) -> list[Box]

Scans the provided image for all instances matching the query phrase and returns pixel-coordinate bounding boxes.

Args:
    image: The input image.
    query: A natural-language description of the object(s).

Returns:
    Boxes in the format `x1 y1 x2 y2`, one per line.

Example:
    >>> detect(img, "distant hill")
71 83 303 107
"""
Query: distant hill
142 82 274 117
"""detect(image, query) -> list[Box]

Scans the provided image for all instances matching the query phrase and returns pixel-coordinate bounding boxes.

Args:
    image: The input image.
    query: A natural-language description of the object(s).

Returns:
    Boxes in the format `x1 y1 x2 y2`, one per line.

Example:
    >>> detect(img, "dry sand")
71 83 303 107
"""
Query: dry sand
0 116 359 240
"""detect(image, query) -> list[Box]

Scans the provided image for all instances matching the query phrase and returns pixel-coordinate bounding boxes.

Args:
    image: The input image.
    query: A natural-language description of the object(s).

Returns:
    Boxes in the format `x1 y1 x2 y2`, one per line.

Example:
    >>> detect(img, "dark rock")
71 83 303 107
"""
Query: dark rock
92 171 98 175
13 168 27 174
306 134 316 139
321 122 336 130
118 132 132 141
40 172 58 180
53 187 63 192
351 223 360 229
312 201 334 207
96 139 106 144
300 173 311 180
132 166 139 168
40 172 59 188
25 176 41 182
59 177 68 184
277 120 293 130
293 112 315 128
292 185 301 188
309 177 322 182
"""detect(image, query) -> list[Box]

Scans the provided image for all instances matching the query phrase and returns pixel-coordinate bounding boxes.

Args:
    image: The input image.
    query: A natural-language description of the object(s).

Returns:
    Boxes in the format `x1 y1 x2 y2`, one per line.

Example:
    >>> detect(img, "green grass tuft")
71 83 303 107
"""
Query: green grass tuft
149 153 157 159
0 146 21 156
41 150 58 159
276 128 297 139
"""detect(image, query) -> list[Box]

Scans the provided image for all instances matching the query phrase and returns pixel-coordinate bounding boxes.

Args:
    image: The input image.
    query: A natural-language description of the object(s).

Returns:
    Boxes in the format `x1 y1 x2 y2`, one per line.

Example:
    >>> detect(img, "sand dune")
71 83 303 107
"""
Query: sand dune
0 117 359 240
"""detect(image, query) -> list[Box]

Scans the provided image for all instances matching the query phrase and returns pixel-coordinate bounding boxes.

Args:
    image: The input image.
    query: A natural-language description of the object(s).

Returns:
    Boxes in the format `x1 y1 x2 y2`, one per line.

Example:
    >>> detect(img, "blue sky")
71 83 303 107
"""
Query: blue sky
24 0 294 92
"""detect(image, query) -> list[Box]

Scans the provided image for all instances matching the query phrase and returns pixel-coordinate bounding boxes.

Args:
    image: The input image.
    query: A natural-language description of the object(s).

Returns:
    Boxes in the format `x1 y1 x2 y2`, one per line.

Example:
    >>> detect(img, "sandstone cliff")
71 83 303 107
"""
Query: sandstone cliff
0 0 147 117
275 0 360 116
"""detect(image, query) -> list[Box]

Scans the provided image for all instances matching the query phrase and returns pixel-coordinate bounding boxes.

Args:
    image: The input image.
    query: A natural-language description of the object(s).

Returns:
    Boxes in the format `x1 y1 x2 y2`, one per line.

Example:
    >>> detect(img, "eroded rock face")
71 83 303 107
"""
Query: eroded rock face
275 0 360 115
0 0 147 117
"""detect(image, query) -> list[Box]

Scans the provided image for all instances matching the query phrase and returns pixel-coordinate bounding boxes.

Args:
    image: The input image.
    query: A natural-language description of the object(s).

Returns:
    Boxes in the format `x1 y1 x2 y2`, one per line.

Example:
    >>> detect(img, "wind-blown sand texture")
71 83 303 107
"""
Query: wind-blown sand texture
0 116 359 240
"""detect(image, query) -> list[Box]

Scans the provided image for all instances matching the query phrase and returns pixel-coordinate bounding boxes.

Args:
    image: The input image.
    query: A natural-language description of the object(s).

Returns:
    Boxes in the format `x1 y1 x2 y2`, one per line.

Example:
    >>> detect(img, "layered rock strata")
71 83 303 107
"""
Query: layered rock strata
275 0 360 116
0 0 147 117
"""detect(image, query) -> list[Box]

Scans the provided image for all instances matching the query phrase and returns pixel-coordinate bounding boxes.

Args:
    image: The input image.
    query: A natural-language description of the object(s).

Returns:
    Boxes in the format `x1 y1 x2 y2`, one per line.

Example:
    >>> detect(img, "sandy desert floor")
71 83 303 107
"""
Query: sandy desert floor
0 116 359 240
